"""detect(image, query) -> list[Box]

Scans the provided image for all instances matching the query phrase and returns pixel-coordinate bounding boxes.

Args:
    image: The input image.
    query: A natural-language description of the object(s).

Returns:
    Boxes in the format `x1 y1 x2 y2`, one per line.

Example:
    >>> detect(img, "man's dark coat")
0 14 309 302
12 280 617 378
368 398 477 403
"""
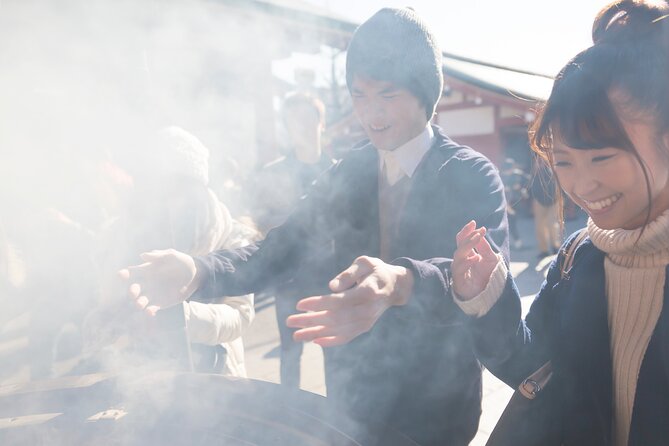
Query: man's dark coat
193 126 509 445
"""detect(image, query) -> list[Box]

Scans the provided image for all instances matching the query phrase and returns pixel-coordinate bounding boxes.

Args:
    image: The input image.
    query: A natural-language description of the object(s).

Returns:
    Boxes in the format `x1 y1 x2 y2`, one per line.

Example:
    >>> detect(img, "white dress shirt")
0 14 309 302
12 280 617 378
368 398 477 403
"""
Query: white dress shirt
378 125 434 186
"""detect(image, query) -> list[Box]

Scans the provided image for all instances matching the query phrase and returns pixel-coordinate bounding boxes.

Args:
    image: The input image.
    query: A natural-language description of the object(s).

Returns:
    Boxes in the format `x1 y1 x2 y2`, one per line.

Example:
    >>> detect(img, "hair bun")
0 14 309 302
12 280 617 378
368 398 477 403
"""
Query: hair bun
592 0 668 45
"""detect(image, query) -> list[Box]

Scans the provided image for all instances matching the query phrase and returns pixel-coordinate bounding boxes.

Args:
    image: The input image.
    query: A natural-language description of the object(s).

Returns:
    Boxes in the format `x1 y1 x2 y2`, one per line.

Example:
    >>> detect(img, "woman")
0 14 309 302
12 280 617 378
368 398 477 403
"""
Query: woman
87 128 258 378
451 1 669 445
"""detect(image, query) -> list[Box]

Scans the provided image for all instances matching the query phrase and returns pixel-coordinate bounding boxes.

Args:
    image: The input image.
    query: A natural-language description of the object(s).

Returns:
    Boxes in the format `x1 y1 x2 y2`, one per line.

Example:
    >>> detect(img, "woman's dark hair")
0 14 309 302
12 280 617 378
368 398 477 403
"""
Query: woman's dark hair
592 0 669 46
529 0 669 228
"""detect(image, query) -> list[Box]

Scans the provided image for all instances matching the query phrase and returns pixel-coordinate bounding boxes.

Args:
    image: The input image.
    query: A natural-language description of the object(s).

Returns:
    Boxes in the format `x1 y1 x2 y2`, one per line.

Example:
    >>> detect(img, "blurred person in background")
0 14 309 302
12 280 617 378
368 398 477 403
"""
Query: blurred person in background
247 92 335 388
12 150 129 380
530 159 562 257
501 157 530 250
87 127 258 377
249 93 335 233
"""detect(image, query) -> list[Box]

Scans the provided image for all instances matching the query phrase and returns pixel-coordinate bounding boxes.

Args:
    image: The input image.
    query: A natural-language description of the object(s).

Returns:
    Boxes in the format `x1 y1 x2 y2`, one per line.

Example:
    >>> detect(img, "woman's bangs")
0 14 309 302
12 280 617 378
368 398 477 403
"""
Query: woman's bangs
550 76 630 151
543 46 635 152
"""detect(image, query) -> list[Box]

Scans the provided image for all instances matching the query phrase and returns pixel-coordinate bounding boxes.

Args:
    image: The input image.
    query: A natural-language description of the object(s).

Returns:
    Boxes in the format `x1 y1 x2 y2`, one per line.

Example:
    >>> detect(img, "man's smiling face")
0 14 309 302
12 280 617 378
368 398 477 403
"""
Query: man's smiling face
350 75 428 151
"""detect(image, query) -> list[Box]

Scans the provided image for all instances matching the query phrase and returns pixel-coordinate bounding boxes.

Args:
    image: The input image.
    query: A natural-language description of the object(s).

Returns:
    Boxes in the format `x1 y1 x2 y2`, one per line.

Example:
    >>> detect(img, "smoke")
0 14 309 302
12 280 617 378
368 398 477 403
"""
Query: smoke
0 0 317 214
0 0 338 382
0 1 443 444
0 3 370 443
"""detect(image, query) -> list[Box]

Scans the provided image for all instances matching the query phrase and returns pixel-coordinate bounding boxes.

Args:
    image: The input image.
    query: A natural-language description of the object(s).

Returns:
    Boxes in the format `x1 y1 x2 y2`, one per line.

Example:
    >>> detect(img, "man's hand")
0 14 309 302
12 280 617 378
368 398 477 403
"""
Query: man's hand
286 256 414 347
118 249 200 315
452 221 499 300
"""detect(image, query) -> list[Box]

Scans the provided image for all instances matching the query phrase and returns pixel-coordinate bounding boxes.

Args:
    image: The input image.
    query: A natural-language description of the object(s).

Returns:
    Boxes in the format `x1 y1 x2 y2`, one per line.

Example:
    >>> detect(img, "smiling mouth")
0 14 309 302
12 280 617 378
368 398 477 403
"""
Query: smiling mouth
369 124 390 132
581 193 622 211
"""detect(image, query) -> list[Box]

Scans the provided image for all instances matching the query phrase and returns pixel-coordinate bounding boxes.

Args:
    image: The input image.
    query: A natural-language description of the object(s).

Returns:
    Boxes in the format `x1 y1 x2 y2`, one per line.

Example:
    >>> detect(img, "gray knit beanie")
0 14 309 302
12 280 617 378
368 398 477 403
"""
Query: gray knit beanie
346 7 443 120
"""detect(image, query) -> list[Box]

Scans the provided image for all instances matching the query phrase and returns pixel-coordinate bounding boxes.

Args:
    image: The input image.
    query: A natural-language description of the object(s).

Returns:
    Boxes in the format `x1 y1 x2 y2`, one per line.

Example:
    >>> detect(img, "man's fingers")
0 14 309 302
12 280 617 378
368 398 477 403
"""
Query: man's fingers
286 310 333 328
139 250 169 262
296 288 367 312
296 294 347 312
118 264 146 282
135 295 149 310
145 305 160 316
292 323 358 345
122 250 172 284
287 306 370 329
121 263 152 284
313 336 353 348
293 330 354 347
329 259 373 292
129 283 142 299
292 325 338 343
299 284 377 312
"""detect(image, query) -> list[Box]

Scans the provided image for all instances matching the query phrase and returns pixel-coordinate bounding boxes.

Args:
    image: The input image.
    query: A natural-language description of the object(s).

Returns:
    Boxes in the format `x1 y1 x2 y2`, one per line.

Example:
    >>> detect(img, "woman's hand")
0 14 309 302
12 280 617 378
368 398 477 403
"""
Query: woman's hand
452 221 499 300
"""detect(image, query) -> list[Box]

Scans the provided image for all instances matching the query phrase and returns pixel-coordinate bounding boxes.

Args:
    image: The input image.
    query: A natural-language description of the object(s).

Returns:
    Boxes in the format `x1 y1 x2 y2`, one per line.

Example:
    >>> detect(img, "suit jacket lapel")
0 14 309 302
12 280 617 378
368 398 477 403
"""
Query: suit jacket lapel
347 147 380 258
394 140 444 260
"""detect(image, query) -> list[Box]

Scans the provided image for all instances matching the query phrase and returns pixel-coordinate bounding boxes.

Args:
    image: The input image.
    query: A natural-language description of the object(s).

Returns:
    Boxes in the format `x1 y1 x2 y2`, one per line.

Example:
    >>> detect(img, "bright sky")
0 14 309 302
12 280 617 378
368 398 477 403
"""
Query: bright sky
306 0 614 76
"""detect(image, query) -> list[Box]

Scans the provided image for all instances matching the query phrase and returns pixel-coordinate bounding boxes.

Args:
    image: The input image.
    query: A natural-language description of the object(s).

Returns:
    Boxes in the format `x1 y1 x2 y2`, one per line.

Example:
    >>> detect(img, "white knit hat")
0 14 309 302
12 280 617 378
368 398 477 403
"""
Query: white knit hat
156 126 210 185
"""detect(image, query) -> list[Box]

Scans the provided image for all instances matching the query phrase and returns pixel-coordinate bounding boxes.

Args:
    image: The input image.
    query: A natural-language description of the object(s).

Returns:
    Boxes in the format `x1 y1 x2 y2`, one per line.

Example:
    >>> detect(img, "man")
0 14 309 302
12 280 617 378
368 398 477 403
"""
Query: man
248 92 334 233
248 92 335 388
123 8 508 445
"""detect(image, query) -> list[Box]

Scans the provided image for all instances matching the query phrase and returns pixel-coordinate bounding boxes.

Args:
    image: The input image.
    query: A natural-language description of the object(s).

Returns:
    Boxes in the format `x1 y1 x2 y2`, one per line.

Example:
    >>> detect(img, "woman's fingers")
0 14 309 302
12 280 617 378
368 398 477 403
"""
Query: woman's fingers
456 220 478 244
474 233 498 260
454 231 483 261
452 253 481 276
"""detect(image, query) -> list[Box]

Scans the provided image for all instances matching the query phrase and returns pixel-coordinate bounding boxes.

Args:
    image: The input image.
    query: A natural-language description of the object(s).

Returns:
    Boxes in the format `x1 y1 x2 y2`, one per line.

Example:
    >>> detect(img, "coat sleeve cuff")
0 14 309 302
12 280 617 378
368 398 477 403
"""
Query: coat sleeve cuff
190 255 215 300
390 257 464 322
453 254 507 318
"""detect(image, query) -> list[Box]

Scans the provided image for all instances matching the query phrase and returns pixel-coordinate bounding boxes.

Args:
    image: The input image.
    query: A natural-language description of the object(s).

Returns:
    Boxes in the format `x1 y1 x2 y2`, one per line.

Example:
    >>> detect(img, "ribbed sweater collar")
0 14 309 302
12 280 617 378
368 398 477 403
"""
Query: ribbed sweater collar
587 209 669 268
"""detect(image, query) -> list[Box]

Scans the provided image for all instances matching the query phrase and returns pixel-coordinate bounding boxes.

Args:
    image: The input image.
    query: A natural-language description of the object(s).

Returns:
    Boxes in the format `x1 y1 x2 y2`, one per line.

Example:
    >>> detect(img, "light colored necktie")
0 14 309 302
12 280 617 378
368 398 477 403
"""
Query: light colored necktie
383 156 403 186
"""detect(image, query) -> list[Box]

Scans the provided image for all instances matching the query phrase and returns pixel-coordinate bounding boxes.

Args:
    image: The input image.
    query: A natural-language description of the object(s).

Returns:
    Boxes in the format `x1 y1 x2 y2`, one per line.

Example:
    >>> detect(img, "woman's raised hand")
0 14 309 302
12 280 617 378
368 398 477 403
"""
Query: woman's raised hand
452 221 500 300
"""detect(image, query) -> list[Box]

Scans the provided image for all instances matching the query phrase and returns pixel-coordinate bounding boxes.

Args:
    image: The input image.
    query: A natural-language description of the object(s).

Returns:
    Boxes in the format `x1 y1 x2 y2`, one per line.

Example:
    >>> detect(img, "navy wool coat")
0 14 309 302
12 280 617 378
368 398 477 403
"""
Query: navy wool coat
464 232 669 445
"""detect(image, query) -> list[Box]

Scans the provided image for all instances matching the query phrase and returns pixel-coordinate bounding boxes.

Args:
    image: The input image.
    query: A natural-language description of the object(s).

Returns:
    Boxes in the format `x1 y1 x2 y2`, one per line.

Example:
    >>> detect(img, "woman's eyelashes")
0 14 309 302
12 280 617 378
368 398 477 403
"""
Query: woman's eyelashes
553 152 618 169
592 154 617 163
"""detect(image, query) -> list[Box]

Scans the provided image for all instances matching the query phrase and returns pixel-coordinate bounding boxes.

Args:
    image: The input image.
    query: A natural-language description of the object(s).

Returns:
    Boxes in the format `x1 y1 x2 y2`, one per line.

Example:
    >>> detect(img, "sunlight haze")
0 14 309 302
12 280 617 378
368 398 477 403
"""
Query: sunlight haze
306 0 612 75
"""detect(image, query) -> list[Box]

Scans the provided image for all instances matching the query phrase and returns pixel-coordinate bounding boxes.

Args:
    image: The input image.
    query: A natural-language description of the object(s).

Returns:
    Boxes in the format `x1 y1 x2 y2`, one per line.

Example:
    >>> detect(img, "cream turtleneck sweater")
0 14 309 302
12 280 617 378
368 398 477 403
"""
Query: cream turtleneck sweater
587 210 669 446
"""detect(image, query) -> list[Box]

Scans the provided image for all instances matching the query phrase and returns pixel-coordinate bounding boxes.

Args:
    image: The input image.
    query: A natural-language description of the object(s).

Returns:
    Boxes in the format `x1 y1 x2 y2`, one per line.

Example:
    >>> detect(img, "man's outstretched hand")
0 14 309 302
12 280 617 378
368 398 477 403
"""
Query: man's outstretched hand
286 256 414 347
118 249 201 315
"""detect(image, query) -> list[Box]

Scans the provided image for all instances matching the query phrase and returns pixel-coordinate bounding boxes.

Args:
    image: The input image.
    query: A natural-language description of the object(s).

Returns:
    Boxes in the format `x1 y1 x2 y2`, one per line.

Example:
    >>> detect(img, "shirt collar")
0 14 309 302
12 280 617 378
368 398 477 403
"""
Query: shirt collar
378 125 434 184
